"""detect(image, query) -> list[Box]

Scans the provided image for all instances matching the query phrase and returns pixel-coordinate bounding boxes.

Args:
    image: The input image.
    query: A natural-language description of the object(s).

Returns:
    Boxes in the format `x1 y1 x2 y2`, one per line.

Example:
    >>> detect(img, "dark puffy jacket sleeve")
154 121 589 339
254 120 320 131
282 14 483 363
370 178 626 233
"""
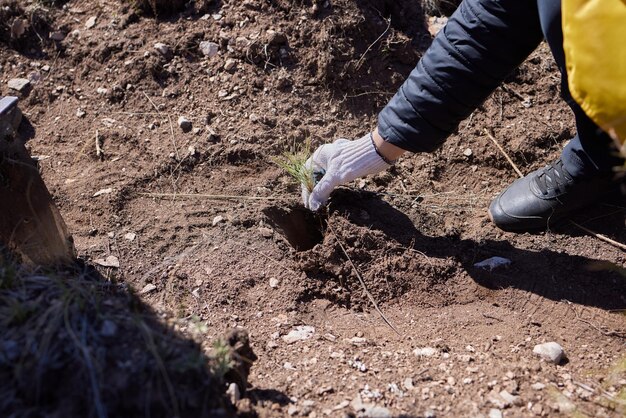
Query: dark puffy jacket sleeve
378 0 543 152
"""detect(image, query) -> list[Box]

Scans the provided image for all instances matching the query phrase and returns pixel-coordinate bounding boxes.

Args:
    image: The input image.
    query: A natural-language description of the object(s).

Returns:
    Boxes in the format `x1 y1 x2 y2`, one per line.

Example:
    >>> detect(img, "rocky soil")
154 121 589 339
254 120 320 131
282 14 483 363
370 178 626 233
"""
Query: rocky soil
1 0 625 416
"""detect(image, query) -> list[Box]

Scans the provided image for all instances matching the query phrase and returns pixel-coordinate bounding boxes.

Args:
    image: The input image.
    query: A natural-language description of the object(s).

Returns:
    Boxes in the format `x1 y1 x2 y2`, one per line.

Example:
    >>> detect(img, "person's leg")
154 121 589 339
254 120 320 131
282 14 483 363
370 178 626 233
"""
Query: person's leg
488 0 621 232
538 0 623 176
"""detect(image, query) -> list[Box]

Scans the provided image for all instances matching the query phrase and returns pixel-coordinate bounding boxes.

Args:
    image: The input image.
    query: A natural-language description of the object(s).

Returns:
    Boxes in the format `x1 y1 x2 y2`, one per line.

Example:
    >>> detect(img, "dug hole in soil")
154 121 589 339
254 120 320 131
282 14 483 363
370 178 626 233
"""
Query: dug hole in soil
1 0 625 416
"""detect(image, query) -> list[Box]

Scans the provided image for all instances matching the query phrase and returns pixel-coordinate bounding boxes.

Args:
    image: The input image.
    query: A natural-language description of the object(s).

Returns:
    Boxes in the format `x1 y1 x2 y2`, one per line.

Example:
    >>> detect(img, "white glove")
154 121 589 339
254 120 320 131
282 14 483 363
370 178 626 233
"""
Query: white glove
302 133 392 211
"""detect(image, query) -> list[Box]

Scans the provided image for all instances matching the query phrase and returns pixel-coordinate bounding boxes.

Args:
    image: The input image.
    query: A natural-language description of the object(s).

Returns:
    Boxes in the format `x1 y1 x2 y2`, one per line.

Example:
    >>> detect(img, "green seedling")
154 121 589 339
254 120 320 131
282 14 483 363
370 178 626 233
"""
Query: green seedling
272 139 316 193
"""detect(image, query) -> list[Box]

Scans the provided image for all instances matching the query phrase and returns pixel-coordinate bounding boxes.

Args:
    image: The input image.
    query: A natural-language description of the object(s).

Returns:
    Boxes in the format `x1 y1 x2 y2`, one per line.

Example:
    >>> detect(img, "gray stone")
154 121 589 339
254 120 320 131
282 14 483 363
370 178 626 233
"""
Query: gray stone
76 108 86 118
200 41 219 57
50 31 65 41
8 78 30 93
154 42 171 56
533 342 565 364
413 347 438 357
178 116 192 132
141 283 157 294
362 405 391 418
282 325 315 344
224 59 237 72
269 277 280 288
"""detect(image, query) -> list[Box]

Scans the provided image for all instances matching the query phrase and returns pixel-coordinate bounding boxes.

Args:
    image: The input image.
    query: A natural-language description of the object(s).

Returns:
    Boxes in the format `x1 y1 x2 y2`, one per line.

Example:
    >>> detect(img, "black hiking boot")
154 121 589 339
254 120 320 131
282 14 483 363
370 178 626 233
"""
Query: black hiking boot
488 158 616 232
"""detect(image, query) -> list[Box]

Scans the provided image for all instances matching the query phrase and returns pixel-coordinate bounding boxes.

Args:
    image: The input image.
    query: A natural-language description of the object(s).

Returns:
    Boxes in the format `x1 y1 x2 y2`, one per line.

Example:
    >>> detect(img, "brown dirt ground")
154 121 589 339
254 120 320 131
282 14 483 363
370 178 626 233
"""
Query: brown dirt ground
2 0 625 416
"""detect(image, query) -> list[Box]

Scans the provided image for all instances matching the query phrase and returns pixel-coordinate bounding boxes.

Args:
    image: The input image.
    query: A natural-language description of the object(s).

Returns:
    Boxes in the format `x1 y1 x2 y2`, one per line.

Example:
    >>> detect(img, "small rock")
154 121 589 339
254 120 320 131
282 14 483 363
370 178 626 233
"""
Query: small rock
94 255 120 268
403 378 414 390
124 232 136 241
76 108 86 118
424 410 436 418
258 227 273 238
267 30 288 46
85 16 97 29
100 320 117 337
282 325 315 344
553 392 576 413
226 382 241 404
362 405 391 418
269 277 280 288
93 188 113 197
154 42 171 56
531 382 546 391
140 283 157 294
224 59 237 72
42 65 50 72
212 215 224 226
49 31 65 41
8 78 30 93
533 342 565 364
474 256 512 271
178 116 192 132
463 377 473 385
350 337 367 346
463 148 473 157
287 404 298 416
97 87 108 95
200 41 219 57
488 409 503 418
413 347 438 357
11 19 26 39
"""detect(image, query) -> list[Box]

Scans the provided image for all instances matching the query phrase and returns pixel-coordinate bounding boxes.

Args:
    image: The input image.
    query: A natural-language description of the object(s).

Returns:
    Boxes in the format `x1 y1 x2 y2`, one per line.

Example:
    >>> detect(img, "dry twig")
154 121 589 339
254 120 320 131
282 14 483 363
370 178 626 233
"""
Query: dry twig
138 192 285 201
484 129 524 178
570 220 626 252
355 18 392 70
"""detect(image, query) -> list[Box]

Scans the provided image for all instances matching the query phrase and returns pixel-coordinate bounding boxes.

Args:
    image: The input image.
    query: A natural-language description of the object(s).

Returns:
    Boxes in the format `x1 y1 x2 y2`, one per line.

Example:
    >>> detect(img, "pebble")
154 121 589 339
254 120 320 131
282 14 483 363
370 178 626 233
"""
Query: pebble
269 277 279 288
258 227 274 238
212 215 224 226
474 256 511 271
463 148 473 157
200 41 219 57
350 337 367 346
224 59 237 72
362 405 391 418
85 16 97 29
533 342 565 364
140 283 157 294
413 347 438 357
403 378 414 390
226 382 240 404
94 255 120 268
154 42 171 56
488 409 503 418
287 404 298 416
76 108 86 118
97 87 108 95
8 78 30 92
531 382 546 391
124 232 136 241
100 320 117 337
93 188 113 197
282 325 315 344
178 116 192 132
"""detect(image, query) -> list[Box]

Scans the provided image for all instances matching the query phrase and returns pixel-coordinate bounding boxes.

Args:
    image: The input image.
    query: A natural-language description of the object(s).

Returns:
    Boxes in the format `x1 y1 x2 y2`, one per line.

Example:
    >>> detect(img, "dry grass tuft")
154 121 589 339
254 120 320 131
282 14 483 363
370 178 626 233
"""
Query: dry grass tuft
272 139 316 193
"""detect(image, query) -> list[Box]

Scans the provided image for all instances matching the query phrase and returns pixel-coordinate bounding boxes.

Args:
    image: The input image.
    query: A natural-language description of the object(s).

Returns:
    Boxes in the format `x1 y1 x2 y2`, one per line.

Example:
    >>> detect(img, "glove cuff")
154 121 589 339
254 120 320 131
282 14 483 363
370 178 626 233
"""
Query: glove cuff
342 133 392 177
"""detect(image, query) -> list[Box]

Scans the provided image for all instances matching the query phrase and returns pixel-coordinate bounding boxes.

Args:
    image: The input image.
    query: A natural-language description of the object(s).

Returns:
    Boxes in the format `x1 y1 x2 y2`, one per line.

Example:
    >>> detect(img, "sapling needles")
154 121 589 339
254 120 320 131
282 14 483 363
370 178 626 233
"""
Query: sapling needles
272 139 315 192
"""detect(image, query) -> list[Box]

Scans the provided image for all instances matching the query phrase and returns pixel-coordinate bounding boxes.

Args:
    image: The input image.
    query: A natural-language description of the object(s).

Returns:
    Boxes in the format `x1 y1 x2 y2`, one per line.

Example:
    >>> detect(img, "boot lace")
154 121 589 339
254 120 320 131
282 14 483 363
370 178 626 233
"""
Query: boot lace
535 158 573 195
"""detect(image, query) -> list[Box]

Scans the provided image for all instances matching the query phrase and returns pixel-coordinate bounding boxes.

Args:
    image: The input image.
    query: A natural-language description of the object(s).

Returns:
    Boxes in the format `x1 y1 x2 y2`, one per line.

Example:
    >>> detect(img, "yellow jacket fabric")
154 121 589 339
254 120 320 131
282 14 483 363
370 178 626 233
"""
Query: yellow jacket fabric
562 0 626 143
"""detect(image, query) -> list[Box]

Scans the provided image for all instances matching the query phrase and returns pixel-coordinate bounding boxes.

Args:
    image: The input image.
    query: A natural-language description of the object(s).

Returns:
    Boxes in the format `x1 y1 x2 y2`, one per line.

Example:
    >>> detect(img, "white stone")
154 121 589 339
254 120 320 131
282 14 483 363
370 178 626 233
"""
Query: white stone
226 382 240 404
154 42 170 56
413 347 438 357
76 108 86 118
282 325 315 344
533 342 565 364
85 16 97 29
140 283 157 294
200 41 219 57
124 232 136 241
531 382 546 391
269 277 280 288
212 215 224 226
94 255 120 268
224 59 237 72
488 409 503 418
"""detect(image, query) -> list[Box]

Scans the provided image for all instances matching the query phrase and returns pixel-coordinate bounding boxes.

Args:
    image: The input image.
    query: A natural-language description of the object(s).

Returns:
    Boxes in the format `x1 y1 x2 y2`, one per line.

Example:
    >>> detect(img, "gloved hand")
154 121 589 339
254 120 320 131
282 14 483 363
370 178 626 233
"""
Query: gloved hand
302 133 393 211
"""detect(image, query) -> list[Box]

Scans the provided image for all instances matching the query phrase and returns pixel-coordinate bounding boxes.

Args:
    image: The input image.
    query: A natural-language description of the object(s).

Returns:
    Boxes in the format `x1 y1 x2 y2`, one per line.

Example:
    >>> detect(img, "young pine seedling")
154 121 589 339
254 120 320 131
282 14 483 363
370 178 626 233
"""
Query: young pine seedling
272 139 316 193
